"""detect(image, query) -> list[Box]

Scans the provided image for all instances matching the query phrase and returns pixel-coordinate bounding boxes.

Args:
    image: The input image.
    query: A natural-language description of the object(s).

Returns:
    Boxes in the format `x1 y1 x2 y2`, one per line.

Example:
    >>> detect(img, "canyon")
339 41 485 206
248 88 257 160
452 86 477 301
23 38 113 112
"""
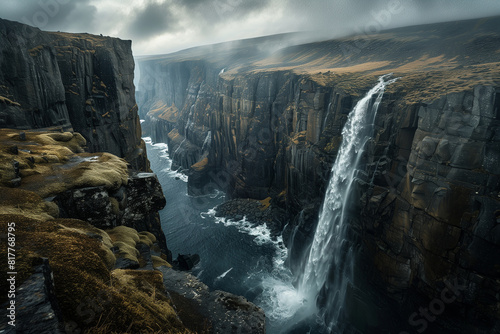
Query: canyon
0 12 499 333
138 16 500 333
0 18 264 333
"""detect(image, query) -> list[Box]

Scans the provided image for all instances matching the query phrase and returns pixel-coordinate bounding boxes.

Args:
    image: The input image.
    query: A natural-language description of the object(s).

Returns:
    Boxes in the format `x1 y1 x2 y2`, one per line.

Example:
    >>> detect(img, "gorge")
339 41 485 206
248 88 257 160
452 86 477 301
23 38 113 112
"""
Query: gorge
0 18 264 334
0 10 499 334
138 15 500 334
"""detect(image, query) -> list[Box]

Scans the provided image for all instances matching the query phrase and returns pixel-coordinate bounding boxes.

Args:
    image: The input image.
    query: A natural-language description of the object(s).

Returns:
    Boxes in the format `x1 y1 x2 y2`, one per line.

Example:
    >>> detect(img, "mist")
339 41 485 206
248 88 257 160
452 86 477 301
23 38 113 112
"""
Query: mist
1 0 500 55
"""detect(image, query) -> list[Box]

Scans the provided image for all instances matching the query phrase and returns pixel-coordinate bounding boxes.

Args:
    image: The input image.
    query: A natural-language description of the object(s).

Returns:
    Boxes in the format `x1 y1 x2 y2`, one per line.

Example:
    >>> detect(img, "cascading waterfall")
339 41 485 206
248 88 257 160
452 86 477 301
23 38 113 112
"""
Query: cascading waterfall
173 104 195 158
297 74 397 330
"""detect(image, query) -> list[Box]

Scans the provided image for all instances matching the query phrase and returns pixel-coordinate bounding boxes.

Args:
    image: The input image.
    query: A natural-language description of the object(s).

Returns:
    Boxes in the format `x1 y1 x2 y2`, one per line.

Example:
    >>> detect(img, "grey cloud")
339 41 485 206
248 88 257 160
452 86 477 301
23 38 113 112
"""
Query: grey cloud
1 0 96 32
2 0 500 55
281 0 500 39
176 0 270 25
125 1 178 39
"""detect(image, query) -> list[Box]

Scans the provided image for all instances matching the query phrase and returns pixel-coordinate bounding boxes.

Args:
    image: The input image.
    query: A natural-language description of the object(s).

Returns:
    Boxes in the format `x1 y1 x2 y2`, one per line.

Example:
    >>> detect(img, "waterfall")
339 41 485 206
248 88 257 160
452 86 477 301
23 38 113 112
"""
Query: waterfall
172 104 195 159
297 74 397 330
201 130 212 152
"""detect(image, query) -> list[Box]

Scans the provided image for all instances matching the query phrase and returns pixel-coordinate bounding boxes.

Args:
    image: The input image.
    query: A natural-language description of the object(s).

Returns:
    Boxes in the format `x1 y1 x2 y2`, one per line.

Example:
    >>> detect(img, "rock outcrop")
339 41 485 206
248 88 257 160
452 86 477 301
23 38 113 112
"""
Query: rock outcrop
158 266 266 334
5 258 64 334
0 128 170 253
55 171 169 256
0 19 266 334
0 17 165 247
0 18 147 170
0 215 185 333
139 16 500 333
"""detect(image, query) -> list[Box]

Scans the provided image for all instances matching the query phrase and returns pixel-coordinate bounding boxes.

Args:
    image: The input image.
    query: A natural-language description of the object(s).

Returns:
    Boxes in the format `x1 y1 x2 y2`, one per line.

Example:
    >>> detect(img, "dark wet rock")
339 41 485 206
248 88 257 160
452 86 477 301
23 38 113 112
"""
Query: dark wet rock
173 253 200 271
114 257 140 270
55 186 116 228
7 177 21 188
3 258 64 334
54 173 169 255
122 172 169 256
135 242 154 270
0 18 148 171
6 145 18 155
158 266 266 334
139 19 500 331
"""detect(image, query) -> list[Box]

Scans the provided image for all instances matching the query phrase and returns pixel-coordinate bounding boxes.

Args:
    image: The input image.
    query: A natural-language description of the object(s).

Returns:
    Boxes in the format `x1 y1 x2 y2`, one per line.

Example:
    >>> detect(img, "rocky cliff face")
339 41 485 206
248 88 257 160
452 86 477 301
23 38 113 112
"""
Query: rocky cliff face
0 17 165 249
0 18 147 170
0 19 265 333
139 16 500 333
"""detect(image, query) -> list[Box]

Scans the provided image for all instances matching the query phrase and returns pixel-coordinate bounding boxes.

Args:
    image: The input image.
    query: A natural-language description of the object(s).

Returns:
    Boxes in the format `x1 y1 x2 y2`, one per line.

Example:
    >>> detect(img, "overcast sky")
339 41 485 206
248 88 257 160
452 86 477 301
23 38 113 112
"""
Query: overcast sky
2 0 500 56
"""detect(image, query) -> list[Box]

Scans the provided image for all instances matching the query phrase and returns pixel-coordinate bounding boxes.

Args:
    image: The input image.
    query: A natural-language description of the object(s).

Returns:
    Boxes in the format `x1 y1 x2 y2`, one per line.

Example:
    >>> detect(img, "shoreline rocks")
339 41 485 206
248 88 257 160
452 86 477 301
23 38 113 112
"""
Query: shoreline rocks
215 198 287 239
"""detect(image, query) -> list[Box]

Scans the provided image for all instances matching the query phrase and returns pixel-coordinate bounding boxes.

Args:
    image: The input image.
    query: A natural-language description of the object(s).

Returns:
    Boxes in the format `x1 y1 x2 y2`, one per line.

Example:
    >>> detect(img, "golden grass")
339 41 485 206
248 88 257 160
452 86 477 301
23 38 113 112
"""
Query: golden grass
259 197 271 210
0 129 90 187
151 255 172 268
49 31 110 47
389 54 455 73
18 152 129 198
139 231 157 247
0 95 21 107
0 215 189 333
191 157 208 171
0 187 59 221
0 127 188 333
149 102 180 123
107 226 141 263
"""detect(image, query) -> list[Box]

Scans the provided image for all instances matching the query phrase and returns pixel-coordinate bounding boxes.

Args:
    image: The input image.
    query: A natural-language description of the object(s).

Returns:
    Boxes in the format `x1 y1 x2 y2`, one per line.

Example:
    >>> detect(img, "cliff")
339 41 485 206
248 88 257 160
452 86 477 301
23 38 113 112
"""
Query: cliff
0 19 265 333
139 16 500 333
0 17 167 251
0 19 147 170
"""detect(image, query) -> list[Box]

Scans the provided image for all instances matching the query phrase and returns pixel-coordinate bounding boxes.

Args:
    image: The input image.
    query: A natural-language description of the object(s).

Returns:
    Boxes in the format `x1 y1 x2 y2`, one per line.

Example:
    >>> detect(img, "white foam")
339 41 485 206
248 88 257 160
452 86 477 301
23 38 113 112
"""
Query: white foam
256 277 311 322
215 267 233 282
153 143 169 150
213 217 276 247
208 211 315 328
144 138 189 182
200 208 217 219
81 156 99 162
167 169 188 182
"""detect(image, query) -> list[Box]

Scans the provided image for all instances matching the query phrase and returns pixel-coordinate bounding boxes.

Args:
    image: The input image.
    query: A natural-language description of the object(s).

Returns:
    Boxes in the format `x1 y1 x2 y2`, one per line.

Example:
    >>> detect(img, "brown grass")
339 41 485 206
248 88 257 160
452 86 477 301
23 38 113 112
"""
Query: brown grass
0 96 21 107
191 157 208 171
0 216 190 334
150 102 180 123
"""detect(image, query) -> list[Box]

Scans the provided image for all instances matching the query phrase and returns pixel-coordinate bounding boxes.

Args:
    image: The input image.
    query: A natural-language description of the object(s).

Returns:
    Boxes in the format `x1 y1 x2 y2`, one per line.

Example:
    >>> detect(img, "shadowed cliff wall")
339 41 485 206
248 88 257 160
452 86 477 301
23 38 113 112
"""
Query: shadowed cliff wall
138 16 500 333
0 18 147 171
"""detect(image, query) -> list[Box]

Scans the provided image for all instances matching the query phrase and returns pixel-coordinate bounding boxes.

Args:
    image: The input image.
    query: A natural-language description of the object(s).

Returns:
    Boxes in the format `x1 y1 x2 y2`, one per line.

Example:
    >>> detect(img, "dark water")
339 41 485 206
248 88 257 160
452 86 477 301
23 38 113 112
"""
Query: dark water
144 137 320 333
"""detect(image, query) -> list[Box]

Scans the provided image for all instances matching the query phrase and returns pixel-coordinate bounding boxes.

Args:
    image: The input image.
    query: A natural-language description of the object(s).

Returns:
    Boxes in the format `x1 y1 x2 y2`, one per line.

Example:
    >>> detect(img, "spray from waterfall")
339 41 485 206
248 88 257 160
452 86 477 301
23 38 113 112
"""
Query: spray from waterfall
297 74 397 330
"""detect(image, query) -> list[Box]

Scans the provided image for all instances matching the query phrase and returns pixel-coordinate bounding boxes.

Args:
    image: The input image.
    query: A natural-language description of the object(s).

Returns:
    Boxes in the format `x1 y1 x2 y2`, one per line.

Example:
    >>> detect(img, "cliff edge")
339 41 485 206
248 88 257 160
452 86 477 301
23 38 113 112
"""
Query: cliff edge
0 18 265 333
0 18 147 170
139 16 500 333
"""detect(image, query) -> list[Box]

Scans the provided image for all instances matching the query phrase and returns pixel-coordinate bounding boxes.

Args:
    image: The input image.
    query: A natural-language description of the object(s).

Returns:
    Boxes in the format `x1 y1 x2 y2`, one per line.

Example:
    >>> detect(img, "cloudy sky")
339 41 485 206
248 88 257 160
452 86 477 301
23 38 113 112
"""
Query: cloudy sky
2 0 500 56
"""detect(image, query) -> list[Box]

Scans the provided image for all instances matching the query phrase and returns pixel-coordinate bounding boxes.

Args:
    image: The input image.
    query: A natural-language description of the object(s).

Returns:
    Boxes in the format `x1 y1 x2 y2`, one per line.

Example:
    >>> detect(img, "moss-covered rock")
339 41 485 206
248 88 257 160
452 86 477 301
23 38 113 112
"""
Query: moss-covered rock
0 216 189 334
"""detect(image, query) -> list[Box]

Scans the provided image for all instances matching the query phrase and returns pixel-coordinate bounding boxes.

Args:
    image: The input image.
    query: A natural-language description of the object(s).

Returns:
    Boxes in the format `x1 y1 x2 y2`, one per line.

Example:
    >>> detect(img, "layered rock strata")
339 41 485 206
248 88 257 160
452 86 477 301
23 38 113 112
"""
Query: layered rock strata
0 18 147 170
0 18 266 333
139 16 500 333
